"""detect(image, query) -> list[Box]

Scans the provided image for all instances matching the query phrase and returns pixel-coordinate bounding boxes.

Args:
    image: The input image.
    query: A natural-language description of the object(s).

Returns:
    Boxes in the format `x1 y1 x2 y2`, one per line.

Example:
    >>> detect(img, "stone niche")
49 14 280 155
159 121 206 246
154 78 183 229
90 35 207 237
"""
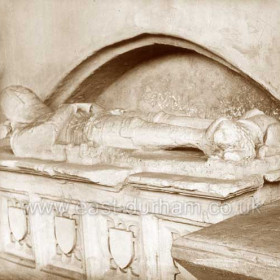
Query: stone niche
1 34 280 280
66 42 280 120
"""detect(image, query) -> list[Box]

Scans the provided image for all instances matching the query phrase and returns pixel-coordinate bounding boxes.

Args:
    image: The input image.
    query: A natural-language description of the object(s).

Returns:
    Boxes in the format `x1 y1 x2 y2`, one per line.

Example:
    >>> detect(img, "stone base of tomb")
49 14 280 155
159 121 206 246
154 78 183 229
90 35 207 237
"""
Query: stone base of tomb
1 147 280 279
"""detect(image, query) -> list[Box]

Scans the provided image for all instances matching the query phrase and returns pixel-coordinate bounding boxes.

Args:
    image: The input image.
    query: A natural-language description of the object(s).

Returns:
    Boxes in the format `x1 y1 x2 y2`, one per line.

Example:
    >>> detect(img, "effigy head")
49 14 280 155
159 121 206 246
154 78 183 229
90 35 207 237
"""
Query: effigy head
205 117 256 161
0 85 52 125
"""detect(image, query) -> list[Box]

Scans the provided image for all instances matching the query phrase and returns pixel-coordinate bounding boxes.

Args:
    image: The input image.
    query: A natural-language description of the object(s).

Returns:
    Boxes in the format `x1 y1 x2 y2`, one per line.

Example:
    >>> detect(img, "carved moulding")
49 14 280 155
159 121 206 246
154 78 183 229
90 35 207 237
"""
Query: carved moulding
42 201 86 279
0 194 35 268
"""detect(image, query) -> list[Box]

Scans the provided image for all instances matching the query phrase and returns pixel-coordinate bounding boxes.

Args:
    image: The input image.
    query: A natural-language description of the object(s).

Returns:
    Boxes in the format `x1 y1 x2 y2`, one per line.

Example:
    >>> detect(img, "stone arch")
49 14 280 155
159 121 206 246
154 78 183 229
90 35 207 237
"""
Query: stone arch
45 33 274 109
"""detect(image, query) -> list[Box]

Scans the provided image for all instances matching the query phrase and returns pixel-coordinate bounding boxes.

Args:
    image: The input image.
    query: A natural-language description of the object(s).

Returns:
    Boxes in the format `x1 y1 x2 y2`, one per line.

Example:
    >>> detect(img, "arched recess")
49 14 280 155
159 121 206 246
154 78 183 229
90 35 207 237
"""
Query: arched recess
45 33 275 109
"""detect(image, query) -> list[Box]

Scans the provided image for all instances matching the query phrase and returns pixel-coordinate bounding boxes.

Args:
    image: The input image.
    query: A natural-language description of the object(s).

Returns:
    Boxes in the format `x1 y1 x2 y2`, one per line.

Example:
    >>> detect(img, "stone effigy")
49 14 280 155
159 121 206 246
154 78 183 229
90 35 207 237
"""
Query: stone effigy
1 86 280 280
1 85 280 163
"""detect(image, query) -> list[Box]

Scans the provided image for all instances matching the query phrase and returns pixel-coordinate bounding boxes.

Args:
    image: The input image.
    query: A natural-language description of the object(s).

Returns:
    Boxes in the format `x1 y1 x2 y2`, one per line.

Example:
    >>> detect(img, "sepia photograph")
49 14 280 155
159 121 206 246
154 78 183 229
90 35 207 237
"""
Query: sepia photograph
0 0 280 279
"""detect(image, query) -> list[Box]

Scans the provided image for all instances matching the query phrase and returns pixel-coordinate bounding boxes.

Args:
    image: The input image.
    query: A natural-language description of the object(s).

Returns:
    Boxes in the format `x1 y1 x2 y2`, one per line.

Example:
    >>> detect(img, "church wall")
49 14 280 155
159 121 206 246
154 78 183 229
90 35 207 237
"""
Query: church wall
0 0 280 109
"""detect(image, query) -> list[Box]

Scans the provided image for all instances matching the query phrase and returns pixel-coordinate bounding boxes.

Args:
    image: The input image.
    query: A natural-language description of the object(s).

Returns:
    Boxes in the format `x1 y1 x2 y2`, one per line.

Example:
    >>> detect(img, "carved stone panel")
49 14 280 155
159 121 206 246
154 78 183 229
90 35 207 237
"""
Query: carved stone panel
109 228 134 269
8 207 27 242
53 212 84 274
40 200 86 279
55 216 76 255
0 195 35 268
105 214 141 279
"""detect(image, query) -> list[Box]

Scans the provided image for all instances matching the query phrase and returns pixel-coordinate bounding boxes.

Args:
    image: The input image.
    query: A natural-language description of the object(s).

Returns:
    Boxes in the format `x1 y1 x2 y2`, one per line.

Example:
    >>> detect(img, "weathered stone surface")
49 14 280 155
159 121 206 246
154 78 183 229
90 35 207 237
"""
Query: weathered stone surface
8 207 27 242
1 1 280 102
0 258 66 280
0 149 131 188
96 53 280 120
128 173 263 199
172 200 280 280
1 2 280 279
109 228 134 269
54 217 76 255
2 86 280 166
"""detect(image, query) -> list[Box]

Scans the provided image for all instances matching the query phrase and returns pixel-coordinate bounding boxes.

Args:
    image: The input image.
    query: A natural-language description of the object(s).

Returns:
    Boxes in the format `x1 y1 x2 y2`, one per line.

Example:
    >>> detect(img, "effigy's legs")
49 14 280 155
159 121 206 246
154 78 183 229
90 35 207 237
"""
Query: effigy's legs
85 115 207 151
128 120 206 150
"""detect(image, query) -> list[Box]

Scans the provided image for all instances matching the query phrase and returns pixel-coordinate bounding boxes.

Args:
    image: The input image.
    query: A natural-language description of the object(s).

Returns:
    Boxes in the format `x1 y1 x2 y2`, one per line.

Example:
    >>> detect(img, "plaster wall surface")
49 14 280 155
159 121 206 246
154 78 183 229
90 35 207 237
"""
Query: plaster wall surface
0 0 280 105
